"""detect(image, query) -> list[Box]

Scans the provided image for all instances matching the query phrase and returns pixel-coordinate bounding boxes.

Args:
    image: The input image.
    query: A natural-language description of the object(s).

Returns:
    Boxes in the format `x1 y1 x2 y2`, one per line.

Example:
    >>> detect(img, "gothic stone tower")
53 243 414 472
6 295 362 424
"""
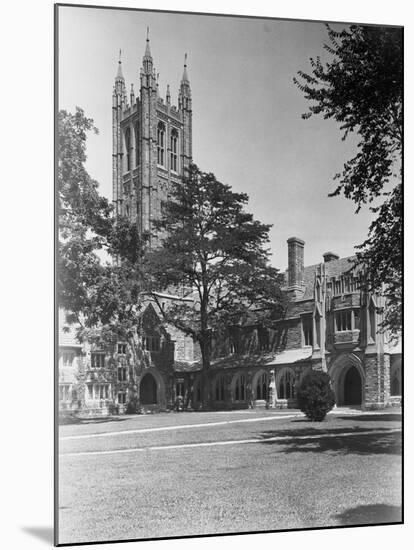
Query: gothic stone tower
112 33 192 248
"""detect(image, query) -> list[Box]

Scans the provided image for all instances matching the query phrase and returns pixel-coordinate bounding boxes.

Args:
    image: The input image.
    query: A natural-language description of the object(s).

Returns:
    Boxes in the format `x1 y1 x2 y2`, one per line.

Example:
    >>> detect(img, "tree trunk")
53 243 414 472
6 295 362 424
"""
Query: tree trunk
199 322 213 409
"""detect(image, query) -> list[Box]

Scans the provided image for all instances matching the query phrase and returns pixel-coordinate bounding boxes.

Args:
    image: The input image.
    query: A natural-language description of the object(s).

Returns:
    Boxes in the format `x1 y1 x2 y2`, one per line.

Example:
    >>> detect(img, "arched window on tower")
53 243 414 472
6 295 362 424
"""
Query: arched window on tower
170 128 178 172
157 122 165 166
125 127 131 172
135 125 140 166
368 302 376 343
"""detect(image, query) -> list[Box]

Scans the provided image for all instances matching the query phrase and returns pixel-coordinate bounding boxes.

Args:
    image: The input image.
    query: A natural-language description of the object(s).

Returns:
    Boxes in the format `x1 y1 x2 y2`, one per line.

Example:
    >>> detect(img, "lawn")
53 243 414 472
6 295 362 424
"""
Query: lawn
57 409 402 545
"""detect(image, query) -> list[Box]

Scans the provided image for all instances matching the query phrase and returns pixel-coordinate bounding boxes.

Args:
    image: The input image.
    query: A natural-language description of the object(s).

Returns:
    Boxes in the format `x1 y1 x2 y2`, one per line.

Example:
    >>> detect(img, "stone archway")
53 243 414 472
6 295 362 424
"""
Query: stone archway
140 373 157 405
343 365 362 405
251 369 269 404
329 353 365 407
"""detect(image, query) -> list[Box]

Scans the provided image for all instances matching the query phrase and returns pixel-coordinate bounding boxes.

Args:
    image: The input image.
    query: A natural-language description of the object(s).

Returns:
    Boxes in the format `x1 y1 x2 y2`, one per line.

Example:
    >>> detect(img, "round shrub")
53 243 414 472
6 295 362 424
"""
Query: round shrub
297 370 335 421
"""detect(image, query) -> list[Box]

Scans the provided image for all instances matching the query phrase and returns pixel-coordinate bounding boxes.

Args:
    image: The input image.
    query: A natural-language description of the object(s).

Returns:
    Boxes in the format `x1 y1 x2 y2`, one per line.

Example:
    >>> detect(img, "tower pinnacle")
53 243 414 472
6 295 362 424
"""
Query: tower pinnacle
116 48 124 80
142 28 153 74
182 53 189 83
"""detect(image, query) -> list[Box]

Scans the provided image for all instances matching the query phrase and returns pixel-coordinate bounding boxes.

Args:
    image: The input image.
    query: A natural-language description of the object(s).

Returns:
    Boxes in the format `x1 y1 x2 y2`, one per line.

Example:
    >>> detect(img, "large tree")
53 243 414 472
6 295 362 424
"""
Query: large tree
58 107 111 324
294 25 402 336
58 108 150 398
148 164 286 406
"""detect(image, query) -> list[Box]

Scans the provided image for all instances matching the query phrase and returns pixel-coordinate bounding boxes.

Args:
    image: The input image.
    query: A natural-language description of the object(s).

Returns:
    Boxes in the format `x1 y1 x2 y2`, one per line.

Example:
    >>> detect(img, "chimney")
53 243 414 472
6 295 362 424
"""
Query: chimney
323 251 340 263
287 237 305 289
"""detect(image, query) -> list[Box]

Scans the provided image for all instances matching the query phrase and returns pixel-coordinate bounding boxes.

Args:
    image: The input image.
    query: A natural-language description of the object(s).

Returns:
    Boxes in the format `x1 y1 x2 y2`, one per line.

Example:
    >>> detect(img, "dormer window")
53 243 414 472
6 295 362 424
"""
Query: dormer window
334 280 342 295
302 315 313 346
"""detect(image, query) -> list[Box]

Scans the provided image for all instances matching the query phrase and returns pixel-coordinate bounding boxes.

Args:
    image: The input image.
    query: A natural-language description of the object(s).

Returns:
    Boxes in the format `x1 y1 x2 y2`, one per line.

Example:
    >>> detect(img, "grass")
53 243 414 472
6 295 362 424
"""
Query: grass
58 409 402 545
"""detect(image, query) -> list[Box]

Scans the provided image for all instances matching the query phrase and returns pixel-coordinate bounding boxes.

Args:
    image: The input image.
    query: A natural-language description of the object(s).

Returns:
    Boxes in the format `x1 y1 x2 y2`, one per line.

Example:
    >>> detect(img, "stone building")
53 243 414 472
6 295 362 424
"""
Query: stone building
58 237 402 415
112 31 191 246
184 238 402 411
58 35 401 416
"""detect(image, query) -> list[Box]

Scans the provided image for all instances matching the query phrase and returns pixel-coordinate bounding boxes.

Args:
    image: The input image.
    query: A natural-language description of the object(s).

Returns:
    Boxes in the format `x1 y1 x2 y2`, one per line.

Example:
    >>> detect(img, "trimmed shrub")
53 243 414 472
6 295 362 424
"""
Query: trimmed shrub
297 370 335 421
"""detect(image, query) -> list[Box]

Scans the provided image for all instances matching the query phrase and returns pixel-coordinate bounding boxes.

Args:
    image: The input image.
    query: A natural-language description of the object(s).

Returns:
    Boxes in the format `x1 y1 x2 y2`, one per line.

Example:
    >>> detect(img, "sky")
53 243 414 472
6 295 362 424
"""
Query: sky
58 5 376 271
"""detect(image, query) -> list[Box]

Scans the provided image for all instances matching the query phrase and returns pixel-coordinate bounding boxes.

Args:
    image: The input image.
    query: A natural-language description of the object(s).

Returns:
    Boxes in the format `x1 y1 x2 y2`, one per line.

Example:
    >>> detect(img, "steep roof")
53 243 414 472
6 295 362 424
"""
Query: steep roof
292 255 359 301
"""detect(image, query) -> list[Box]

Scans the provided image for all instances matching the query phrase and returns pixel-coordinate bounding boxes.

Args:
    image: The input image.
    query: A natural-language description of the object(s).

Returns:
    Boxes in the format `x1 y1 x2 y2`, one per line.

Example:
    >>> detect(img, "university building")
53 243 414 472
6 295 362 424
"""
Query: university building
58 36 401 417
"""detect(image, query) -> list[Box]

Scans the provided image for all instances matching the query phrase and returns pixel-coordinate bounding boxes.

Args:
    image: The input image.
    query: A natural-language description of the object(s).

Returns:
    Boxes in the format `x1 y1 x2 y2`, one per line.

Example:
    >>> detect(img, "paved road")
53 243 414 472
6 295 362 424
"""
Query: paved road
57 409 402 545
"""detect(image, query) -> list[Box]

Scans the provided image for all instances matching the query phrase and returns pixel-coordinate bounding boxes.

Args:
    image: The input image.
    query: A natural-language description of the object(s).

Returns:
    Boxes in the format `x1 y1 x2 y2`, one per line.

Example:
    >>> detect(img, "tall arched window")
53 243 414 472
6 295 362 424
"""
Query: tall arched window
170 128 178 172
256 372 268 400
125 127 131 171
215 375 226 401
135 125 140 166
157 122 165 166
368 303 376 342
234 374 246 401
278 369 296 399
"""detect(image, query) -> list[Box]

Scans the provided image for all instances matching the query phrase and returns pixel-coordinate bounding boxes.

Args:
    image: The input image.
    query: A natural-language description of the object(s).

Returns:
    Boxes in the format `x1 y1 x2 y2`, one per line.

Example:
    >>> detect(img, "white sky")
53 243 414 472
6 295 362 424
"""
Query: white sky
58 5 378 270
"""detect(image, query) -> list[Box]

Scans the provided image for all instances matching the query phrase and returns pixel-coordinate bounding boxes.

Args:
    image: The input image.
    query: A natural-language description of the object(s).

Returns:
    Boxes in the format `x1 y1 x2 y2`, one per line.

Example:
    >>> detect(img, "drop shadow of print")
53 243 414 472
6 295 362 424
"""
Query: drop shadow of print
21 526 54 544
333 503 402 525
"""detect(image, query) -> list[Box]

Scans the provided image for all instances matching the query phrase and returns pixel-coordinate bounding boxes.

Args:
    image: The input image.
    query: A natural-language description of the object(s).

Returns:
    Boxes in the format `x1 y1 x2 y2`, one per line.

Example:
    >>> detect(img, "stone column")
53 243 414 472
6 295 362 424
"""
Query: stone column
268 369 277 408
246 370 253 409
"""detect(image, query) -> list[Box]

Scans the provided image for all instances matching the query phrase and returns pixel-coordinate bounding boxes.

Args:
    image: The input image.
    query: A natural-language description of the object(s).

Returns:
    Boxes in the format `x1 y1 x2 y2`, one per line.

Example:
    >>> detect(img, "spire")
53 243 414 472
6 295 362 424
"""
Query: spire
130 83 135 105
166 84 171 104
142 27 153 75
181 53 189 83
145 26 151 57
116 49 124 80
179 52 191 109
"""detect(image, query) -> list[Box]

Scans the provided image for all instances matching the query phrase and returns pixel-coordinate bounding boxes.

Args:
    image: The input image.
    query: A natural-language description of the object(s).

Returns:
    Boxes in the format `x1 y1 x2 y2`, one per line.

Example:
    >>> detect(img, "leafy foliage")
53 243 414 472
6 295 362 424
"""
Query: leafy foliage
297 370 336 422
57 108 148 349
294 25 402 336
147 164 286 404
58 108 111 327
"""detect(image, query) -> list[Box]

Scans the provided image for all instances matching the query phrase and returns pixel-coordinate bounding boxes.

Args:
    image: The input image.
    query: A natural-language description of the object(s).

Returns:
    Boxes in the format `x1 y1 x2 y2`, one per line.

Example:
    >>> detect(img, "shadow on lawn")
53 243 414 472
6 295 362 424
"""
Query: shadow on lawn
59 415 130 426
334 503 402 525
335 413 402 423
259 426 401 455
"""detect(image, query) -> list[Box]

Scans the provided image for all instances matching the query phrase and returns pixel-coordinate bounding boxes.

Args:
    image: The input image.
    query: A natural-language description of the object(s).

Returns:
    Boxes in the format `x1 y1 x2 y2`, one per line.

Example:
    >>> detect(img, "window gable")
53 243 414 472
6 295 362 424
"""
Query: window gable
302 315 313 346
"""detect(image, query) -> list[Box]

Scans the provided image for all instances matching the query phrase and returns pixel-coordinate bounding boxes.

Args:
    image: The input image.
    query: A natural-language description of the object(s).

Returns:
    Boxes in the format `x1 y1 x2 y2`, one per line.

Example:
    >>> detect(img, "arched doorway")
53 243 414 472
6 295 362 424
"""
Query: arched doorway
344 366 362 405
329 354 365 407
140 373 157 405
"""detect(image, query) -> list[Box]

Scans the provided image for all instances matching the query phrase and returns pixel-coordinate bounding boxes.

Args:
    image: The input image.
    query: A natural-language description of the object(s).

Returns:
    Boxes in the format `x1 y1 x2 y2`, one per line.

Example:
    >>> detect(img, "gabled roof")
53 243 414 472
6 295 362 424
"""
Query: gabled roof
292 256 359 301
